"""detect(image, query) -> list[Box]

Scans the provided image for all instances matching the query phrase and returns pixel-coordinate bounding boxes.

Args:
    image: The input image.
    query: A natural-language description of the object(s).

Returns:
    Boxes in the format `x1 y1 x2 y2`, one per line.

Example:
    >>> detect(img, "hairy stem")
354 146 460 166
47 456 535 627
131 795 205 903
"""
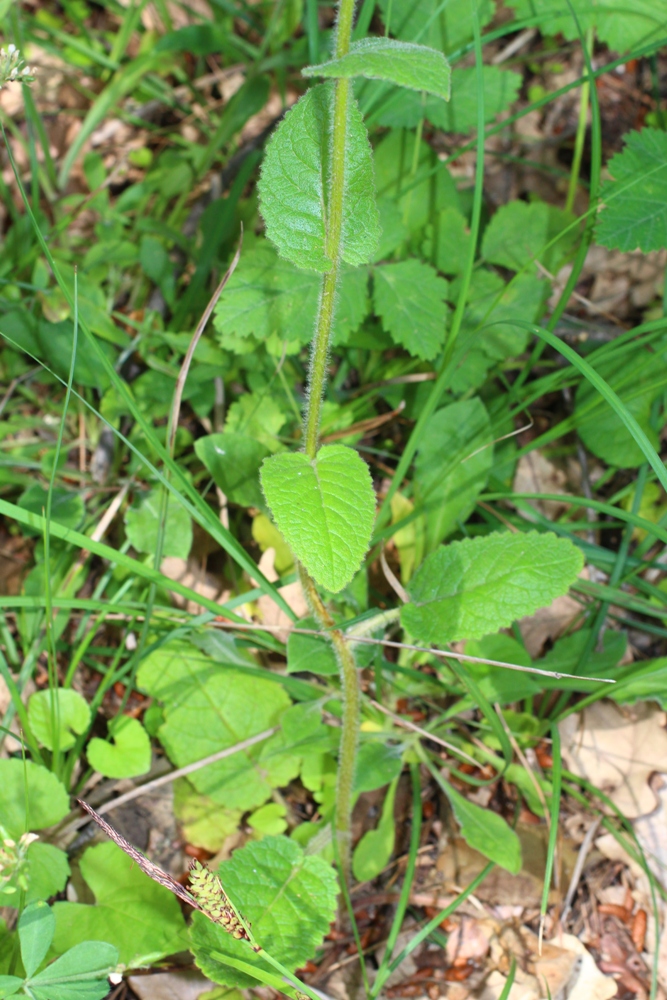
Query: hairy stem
298 565 359 886
299 0 361 887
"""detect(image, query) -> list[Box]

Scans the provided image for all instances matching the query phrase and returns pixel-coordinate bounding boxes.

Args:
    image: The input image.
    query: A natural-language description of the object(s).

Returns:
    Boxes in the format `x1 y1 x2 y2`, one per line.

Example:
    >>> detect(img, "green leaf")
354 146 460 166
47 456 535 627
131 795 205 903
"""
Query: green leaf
258 83 379 271
305 38 450 99
610 658 667 709
225 393 286 452
27 941 118 1000
423 207 471 275
86 715 151 779
506 0 666 53
401 531 584 645
414 398 492 551
195 433 270 509
537 630 626 692
260 445 376 593
247 802 288 836
596 128 667 252
442 779 521 873
27 688 91 752
174 779 243 852
0 760 69 838
0 975 22 998
0 843 70 907
19 901 55 978
373 129 459 235
378 0 494 52
150 661 296 809
52 842 188 967
353 777 398 882
213 243 368 352
375 67 520 133
462 635 539 705
287 617 339 676
482 199 577 273
18 485 84 533
575 348 665 467
353 742 404 794
191 836 338 988
373 260 449 360
125 487 193 560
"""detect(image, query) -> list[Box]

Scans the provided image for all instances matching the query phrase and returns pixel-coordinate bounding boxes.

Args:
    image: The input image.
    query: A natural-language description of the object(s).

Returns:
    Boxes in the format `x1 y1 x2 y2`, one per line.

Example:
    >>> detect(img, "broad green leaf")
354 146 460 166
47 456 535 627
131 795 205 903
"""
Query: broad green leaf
596 128 667 252
19 901 55 978
27 941 118 1000
260 445 376 593
482 199 577 273
538 630 627 691
0 760 69 838
125 488 193 560
609 657 667 709
258 83 379 271
414 397 492 550
225 393 286 452
52 842 188 967
423 207 471 275
0 843 70 907
27 688 91 752
575 348 666 467
195 433 270 509
18 485 84 533
174 779 243 852
506 0 666 53
35 318 116 389
0 975 22 998
86 715 151 779
442 779 521 873
401 531 584 644
213 243 368 353
378 0 494 52
373 260 449 360
353 742 404 794
191 836 338 988
136 639 221 701
373 129 459 235
462 635 539 705
375 67 520 133
287 617 338 676
153 664 296 809
353 777 398 881
247 802 288 836
305 38 450 99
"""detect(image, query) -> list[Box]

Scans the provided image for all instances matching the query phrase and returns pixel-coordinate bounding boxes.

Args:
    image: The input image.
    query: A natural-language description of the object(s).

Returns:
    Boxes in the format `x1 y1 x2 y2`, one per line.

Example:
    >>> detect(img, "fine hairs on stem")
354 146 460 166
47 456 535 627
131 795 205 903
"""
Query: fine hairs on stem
299 0 361 888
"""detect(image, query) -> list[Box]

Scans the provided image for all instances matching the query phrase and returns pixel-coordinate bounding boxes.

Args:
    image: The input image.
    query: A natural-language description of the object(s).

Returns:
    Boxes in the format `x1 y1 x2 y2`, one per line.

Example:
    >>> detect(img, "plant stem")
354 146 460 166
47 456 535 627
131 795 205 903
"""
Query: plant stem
298 566 359 886
299 0 361 887
565 27 593 214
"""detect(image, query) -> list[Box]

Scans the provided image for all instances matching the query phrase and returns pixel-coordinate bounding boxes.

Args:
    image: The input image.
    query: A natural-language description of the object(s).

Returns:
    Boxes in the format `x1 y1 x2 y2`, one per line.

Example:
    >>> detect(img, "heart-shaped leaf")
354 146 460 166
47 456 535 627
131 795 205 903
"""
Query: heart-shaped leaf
87 716 151 779
260 445 376 592
28 689 91 752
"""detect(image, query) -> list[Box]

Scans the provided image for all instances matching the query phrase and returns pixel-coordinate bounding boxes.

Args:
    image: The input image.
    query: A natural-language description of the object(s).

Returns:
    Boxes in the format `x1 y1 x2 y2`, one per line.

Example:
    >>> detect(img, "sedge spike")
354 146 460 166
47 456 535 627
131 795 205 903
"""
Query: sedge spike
188 859 251 942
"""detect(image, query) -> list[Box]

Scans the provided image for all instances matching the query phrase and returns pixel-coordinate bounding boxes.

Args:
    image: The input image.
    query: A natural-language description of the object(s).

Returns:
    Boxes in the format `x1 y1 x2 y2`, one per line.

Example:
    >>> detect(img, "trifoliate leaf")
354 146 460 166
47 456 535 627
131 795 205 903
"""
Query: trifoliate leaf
482 199 578 273
374 67 520 133
353 777 397 881
19 901 54 978
305 38 450 99
260 445 376 592
442 780 521 873
0 976 22 999
373 260 449 360
28 688 91 752
125 488 193 560
575 347 666 467
213 242 369 351
0 760 69 839
401 531 584 644
414 398 492 550
258 83 379 271
155 666 297 809
596 128 667 252
86 715 151 779
52 842 188 967
26 941 119 1000
378 0 494 52
506 0 666 53
191 836 338 988
195 432 270 509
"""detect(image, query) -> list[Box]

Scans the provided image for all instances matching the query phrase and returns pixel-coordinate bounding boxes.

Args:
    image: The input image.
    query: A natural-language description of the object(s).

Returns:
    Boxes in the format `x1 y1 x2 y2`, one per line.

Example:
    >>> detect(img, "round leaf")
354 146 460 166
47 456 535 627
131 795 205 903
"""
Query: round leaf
0 759 69 838
125 488 193 560
87 715 151 779
28 689 91 752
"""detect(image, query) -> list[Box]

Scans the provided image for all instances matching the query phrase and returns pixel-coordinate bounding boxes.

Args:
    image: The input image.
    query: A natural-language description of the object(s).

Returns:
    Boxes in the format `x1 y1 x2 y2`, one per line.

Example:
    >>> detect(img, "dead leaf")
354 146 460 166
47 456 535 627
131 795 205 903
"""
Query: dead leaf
560 702 667 818
545 933 617 1000
127 969 216 999
446 918 492 964
255 548 308 643
519 567 589 657
513 452 570 520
